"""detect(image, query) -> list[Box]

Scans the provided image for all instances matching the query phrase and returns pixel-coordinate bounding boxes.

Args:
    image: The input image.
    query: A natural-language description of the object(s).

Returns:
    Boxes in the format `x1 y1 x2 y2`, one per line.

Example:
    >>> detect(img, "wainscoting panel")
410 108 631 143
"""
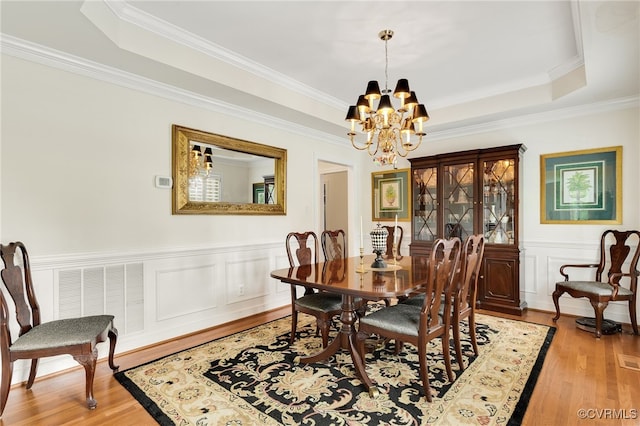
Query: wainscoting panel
226 256 271 304
10 242 289 385
155 263 219 321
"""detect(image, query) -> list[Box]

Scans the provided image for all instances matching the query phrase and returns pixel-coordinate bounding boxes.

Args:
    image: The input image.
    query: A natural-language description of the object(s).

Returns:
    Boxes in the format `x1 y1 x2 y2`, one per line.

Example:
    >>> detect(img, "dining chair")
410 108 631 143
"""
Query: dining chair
320 230 370 313
400 234 485 371
552 229 639 338
356 237 462 401
286 231 343 348
382 225 403 258
0 241 119 415
320 229 347 261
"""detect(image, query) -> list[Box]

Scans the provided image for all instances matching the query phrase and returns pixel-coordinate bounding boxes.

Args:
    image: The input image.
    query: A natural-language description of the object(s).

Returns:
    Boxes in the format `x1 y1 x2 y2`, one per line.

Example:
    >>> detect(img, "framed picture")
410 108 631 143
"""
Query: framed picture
372 168 411 221
252 182 265 204
540 146 622 224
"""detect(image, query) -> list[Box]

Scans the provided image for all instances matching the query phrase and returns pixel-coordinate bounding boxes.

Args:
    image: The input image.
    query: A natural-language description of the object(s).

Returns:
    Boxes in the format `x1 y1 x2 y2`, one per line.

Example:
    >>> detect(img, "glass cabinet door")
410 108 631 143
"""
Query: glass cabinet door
483 158 515 244
412 167 438 242
442 162 475 241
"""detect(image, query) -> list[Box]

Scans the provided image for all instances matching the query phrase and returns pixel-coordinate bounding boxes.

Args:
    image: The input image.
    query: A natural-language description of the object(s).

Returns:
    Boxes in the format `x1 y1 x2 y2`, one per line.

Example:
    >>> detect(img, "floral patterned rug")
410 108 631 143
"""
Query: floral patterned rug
115 312 554 425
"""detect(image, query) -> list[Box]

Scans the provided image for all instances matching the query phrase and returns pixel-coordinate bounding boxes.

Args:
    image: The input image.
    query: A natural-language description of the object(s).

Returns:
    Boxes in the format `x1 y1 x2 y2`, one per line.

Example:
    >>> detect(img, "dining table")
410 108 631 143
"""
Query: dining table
270 254 430 396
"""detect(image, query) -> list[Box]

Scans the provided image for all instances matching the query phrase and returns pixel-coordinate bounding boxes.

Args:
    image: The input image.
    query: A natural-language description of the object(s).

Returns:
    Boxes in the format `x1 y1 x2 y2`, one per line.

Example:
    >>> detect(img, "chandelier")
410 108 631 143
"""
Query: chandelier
345 30 429 167
190 144 213 177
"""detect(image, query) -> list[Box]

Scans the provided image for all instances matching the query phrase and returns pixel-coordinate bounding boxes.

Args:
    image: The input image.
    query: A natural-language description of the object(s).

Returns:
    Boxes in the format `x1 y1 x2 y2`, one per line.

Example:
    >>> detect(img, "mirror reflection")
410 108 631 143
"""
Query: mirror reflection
188 142 275 204
172 125 287 215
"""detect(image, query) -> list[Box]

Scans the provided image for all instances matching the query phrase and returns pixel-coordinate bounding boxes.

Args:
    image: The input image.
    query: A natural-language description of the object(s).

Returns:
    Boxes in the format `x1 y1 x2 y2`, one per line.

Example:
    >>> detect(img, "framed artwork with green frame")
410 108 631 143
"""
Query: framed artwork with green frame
371 168 411 221
540 146 622 224
252 182 265 204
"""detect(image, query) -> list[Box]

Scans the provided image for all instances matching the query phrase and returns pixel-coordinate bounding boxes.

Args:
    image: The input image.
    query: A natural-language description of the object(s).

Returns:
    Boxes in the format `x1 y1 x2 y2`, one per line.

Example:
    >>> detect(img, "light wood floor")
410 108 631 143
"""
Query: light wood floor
1 307 638 426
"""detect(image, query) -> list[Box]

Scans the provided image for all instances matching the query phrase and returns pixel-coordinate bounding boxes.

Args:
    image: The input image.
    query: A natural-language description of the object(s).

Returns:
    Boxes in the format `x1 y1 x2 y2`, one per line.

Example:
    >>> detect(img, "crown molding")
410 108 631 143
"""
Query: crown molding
426 95 639 141
99 0 345 110
2 33 637 148
0 34 345 146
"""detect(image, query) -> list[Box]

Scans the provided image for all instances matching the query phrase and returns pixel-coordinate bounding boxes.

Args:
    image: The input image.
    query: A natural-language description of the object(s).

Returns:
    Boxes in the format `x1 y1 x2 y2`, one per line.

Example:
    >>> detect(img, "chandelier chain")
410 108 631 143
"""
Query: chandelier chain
384 37 389 93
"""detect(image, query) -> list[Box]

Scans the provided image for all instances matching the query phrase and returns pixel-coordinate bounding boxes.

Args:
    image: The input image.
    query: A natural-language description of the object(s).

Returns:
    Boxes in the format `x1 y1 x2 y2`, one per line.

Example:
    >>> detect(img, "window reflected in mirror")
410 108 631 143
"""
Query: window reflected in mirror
172 125 287 215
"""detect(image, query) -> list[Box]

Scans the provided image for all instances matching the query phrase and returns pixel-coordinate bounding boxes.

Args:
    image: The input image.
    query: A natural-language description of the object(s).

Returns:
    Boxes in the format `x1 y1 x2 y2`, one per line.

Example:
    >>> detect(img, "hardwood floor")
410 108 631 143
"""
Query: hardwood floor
1 307 638 425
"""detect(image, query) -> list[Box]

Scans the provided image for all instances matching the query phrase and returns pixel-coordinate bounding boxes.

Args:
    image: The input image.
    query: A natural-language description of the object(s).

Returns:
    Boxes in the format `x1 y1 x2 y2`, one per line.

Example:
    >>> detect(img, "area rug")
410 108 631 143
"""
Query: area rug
115 312 555 425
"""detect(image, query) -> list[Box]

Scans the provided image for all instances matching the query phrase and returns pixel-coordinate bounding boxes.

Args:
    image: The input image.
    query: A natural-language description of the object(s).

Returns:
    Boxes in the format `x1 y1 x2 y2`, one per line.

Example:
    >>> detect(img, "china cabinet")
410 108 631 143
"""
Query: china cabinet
409 144 526 315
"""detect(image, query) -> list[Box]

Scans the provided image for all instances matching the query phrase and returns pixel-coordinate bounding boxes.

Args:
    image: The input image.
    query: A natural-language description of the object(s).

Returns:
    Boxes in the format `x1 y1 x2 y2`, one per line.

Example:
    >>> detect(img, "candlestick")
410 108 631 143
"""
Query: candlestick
392 242 398 267
394 214 398 245
356 247 366 274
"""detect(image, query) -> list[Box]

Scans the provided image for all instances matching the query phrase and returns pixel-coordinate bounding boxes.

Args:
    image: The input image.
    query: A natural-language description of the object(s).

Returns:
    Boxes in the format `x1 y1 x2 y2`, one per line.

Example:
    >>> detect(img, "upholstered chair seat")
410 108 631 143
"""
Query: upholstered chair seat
294 293 343 312
557 281 633 297
9 316 115 354
358 304 423 336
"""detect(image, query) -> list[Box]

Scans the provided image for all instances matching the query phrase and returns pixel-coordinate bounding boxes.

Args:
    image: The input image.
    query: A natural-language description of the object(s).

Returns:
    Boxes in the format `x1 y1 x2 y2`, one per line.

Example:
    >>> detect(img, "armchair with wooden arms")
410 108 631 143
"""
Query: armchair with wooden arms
0 241 119 416
552 229 639 338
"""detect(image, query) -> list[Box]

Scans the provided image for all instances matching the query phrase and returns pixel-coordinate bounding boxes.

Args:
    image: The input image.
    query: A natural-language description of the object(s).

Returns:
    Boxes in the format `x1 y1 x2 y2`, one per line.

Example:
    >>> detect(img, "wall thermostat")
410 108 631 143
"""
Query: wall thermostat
155 176 173 189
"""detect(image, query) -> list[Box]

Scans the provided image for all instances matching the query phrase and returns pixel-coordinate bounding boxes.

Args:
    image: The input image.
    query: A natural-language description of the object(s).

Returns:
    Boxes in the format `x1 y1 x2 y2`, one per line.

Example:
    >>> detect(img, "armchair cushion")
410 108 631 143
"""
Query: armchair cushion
559 281 633 298
10 315 115 353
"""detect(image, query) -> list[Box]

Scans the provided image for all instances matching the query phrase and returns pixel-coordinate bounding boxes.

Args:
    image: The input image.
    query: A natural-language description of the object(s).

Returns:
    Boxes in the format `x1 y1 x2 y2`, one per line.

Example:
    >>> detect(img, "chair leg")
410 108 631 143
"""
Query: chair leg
552 288 564 322
26 359 38 389
468 311 479 356
73 349 98 410
442 326 454 382
108 327 119 372
318 318 330 348
452 318 464 370
591 301 608 339
629 299 639 335
0 360 13 416
289 310 299 345
417 339 432 402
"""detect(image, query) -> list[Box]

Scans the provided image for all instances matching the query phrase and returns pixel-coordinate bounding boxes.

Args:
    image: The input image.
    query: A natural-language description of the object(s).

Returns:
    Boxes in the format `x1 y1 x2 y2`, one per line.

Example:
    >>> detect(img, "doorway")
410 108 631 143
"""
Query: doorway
318 161 349 241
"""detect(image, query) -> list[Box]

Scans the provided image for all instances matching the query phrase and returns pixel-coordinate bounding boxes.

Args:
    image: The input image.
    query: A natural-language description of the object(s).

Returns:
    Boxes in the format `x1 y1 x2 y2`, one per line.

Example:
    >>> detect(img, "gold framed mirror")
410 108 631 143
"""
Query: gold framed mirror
172 125 287 215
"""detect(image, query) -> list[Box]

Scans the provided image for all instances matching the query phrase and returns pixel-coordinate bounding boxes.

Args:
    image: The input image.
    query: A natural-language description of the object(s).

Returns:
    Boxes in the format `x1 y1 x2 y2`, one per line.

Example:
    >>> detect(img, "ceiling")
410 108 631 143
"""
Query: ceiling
1 1 638 152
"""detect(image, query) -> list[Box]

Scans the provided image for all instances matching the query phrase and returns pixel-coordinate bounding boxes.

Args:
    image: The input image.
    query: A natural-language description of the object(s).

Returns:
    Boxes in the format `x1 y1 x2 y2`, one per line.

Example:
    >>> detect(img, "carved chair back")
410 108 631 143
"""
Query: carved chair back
383 225 403 257
321 229 347 261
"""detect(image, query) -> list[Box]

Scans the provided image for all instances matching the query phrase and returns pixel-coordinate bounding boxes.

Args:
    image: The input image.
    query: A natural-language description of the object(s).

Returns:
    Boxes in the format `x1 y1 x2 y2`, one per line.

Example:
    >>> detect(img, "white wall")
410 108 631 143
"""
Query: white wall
1 52 639 383
0 54 365 382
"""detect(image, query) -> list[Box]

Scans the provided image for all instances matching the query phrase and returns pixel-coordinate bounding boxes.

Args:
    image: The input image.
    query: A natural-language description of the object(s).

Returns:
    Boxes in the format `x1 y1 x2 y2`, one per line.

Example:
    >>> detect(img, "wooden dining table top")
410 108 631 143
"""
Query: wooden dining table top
270 254 430 299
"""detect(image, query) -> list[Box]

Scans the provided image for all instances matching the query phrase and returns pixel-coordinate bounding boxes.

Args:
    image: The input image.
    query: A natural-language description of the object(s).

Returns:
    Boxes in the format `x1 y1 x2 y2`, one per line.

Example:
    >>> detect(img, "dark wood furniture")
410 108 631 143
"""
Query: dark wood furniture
552 229 639 338
400 234 485 371
451 234 485 368
356 238 462 401
286 231 343 348
382 225 403 258
0 241 119 415
270 255 430 396
263 174 275 204
409 144 526 315
320 229 347 261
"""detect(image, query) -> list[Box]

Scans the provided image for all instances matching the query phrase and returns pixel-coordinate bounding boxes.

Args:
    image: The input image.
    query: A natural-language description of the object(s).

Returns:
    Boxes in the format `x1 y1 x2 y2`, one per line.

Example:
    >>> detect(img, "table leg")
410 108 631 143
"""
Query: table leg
294 294 378 396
